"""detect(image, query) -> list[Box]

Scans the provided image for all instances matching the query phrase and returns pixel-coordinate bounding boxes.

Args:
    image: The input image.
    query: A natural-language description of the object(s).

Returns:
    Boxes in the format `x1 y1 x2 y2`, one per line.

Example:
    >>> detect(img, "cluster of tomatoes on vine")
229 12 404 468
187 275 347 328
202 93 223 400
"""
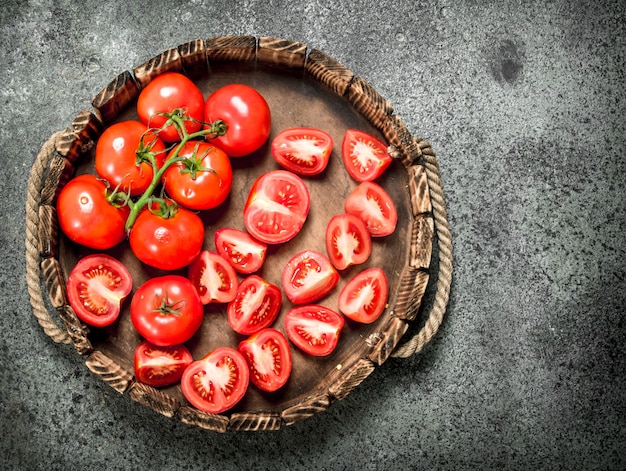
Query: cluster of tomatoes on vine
58 71 399 414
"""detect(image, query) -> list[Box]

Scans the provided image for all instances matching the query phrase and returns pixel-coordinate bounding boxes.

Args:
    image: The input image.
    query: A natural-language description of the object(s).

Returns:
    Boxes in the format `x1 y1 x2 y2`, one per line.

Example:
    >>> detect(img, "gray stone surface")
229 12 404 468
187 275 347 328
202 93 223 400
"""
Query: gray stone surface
2 0 625 469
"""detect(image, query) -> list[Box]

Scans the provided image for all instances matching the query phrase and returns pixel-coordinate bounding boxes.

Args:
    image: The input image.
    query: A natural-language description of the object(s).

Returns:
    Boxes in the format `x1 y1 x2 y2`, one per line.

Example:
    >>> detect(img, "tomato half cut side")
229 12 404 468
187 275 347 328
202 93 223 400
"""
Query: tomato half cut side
188 251 239 305
227 275 282 335
134 341 193 388
325 213 372 270
338 267 389 324
214 228 267 274
271 127 334 176
66 254 132 327
181 347 250 414
284 305 344 356
244 170 310 244
344 181 398 237
282 250 339 304
341 129 393 182
238 328 292 392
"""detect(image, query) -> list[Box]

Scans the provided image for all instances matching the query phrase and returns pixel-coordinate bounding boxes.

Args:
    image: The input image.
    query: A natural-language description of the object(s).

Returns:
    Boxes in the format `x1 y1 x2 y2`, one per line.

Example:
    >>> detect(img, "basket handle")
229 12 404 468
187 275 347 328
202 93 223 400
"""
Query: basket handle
391 140 453 358
25 131 71 344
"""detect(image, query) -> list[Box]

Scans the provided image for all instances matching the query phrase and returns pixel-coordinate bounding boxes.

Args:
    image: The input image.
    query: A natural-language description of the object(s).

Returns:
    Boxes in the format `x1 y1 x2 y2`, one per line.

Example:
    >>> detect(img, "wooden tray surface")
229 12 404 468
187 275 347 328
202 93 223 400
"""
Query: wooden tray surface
29 36 435 432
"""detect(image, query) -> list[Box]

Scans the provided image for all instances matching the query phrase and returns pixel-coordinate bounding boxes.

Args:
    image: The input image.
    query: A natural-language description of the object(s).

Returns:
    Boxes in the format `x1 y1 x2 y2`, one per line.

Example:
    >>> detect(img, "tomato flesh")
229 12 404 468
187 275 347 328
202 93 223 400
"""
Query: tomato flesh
181 347 249 414
227 275 282 335
342 129 393 182
188 251 239 305
338 268 389 324
325 213 372 270
66 254 132 327
344 181 398 237
214 228 267 274
284 305 344 356
282 250 339 304
244 170 310 244
271 127 333 176
130 275 204 346
134 341 193 388
238 328 292 392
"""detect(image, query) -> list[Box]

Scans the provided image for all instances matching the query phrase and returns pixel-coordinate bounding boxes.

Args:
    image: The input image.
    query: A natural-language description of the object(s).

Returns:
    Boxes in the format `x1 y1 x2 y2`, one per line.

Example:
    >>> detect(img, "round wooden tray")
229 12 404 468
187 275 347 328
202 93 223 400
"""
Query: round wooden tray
25 36 452 432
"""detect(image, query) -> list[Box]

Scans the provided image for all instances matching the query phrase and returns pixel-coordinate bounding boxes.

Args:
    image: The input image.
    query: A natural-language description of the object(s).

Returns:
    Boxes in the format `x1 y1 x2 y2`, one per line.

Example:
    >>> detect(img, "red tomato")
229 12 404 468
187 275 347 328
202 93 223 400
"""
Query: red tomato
129 203 204 271
284 305 344 356
271 127 333 176
188 251 239 305
137 72 205 143
181 347 249 414
133 341 193 388
162 141 233 210
130 275 204 346
338 268 389 324
214 228 267 274
95 120 166 196
282 250 339 304
325 213 372 270
344 181 398 237
66 254 132 327
57 174 129 250
204 84 271 157
238 328 292 392
244 170 310 244
342 129 393 182
227 275 282 335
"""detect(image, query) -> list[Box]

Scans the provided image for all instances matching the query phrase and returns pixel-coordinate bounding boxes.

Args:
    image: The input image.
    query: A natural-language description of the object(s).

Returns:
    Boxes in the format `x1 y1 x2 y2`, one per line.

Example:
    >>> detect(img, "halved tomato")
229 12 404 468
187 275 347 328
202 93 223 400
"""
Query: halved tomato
243 170 310 244
66 254 132 327
284 305 344 356
227 275 282 335
341 129 393 182
188 251 239 305
282 250 339 304
181 347 249 414
133 341 193 388
271 127 333 176
238 328 292 392
325 213 372 270
344 181 398 237
214 228 267 274
338 267 389 324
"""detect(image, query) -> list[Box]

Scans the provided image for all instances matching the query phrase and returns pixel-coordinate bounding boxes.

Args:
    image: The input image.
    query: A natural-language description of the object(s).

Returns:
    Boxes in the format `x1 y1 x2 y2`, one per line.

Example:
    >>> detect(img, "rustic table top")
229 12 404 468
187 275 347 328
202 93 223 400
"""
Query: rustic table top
2 1 625 469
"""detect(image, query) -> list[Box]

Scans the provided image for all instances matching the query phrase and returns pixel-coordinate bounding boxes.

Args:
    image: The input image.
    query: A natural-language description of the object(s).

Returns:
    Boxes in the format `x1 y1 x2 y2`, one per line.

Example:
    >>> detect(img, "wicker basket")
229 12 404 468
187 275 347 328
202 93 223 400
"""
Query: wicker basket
25 36 452 432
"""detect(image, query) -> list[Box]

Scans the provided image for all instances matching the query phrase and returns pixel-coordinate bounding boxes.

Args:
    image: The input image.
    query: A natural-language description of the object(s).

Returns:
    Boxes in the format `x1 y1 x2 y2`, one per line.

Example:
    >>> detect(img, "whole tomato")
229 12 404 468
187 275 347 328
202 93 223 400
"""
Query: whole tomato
130 275 204 346
137 72 205 143
95 120 166 197
56 174 129 250
162 140 233 210
129 202 204 271
204 84 271 157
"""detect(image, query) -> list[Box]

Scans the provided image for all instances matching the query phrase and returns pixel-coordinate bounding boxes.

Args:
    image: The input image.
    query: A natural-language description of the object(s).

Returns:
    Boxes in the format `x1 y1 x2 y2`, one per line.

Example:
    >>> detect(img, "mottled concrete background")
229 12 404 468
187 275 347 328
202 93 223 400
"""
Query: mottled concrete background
1 1 625 469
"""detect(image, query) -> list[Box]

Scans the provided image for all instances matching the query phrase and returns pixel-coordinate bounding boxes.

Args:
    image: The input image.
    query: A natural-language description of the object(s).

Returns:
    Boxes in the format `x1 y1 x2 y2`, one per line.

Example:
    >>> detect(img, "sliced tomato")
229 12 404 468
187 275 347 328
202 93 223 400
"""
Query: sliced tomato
338 267 389 324
181 347 249 414
214 228 267 274
341 129 393 182
344 181 398 237
188 251 239 305
66 254 132 327
325 213 372 270
227 275 282 335
271 127 333 176
284 305 344 356
282 250 339 304
238 328 292 392
133 341 193 388
243 170 310 244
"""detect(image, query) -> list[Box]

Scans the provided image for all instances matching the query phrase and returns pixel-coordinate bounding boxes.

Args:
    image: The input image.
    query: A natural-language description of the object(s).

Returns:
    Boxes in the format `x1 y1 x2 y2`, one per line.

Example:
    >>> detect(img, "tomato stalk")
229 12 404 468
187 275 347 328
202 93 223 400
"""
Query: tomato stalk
152 291 185 317
124 112 226 232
